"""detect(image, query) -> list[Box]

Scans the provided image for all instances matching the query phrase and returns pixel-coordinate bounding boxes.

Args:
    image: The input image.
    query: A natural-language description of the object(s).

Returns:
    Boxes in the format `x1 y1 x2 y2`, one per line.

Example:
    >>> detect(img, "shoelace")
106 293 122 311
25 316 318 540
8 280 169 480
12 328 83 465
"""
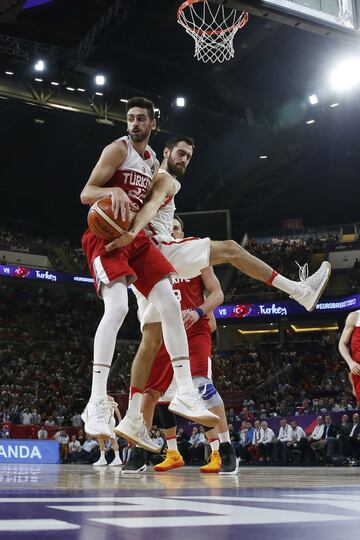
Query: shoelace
94 401 112 422
295 261 309 282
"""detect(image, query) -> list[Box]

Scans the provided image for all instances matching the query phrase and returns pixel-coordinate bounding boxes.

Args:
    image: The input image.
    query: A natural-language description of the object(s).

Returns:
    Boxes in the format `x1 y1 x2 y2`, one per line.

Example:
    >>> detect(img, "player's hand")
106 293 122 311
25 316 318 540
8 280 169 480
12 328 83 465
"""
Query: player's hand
110 187 131 221
105 231 136 251
350 361 360 375
182 309 200 330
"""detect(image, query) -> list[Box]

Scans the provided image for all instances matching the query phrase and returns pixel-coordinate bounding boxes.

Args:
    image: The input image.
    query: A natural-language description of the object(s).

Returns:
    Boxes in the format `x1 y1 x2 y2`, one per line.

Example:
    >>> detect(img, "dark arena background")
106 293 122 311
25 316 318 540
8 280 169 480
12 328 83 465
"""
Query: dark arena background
1 1 360 538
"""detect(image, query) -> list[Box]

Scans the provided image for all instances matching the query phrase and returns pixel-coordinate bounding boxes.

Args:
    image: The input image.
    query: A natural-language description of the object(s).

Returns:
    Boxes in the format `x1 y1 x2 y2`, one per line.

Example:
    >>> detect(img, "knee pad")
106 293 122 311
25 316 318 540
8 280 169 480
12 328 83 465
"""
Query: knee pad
157 403 177 430
193 376 223 409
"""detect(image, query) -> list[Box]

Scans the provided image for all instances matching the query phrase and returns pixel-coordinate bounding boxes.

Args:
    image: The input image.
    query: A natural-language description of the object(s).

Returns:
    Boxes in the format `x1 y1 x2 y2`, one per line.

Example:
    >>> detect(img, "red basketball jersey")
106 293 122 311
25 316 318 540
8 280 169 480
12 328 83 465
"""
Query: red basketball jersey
351 326 360 363
105 136 157 213
172 275 210 334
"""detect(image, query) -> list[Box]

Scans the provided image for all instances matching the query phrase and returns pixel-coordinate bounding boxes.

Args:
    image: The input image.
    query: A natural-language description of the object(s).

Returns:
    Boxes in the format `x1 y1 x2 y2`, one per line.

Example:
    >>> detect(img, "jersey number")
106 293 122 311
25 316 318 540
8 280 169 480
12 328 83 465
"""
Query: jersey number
128 186 147 212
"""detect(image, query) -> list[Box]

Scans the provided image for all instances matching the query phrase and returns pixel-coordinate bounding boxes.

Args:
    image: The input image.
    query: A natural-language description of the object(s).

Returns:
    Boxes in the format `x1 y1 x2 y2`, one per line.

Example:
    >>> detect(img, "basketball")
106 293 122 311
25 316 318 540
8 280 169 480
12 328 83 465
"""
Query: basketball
87 196 131 240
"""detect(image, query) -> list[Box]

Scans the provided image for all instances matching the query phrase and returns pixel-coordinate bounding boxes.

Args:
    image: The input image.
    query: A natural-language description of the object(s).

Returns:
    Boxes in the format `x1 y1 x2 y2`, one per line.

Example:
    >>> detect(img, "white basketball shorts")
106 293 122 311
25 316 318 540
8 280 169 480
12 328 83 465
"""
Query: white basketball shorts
132 236 211 330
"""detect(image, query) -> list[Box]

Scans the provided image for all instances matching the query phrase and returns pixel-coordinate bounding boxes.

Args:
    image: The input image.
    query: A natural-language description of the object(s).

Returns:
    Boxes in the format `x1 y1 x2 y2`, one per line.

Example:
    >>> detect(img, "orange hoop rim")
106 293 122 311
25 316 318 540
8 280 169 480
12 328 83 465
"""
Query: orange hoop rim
177 0 249 37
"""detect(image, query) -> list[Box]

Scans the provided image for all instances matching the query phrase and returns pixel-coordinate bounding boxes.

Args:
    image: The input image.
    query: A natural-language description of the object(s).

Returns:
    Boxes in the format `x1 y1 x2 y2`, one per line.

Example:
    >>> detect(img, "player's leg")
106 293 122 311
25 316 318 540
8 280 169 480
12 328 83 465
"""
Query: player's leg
195 378 237 475
93 438 108 466
148 278 219 425
83 279 129 438
109 437 122 467
209 240 330 312
121 389 160 474
153 401 185 472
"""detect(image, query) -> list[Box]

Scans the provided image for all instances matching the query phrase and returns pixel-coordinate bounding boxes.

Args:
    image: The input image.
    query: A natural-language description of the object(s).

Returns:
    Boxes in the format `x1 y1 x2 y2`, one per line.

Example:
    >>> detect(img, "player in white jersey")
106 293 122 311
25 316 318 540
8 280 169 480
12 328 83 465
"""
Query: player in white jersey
106 135 331 447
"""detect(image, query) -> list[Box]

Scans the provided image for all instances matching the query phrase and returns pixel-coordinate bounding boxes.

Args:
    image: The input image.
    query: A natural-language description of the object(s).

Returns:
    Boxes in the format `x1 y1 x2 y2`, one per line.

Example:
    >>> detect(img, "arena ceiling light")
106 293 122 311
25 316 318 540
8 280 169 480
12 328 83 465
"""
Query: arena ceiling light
34 59 45 72
306 119 315 124
330 58 360 90
259 155 268 159
330 102 339 108
5 71 14 75
95 74 105 86
176 96 185 107
308 94 318 105
50 81 59 86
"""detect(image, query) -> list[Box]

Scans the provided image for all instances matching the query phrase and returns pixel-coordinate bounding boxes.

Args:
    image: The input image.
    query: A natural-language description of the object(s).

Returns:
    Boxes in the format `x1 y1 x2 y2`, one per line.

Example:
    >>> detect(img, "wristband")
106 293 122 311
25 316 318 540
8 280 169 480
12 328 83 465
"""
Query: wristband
194 307 205 317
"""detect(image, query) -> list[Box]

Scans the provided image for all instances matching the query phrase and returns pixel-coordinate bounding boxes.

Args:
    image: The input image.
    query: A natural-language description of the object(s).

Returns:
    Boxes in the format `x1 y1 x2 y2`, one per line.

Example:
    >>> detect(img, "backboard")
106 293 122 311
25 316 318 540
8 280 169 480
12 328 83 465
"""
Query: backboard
212 0 359 43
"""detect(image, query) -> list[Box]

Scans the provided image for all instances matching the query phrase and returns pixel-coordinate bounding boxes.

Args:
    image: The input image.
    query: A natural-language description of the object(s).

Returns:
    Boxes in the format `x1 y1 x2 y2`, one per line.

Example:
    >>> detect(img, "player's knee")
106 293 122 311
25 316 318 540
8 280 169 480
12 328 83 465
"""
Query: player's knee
193 377 223 409
223 239 244 259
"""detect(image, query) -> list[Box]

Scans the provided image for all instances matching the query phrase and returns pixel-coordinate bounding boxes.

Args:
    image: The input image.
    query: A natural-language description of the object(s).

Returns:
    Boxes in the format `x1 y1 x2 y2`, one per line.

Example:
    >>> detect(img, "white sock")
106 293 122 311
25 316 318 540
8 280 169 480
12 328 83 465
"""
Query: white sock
218 431 231 444
171 358 194 394
209 439 220 452
100 450 105 459
128 389 143 416
114 450 120 461
167 437 178 452
90 365 110 400
271 273 300 296
91 280 128 400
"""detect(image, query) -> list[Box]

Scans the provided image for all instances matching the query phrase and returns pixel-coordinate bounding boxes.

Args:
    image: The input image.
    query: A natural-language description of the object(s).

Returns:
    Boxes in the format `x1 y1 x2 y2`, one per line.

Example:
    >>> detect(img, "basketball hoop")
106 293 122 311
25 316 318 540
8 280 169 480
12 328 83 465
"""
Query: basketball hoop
177 0 248 63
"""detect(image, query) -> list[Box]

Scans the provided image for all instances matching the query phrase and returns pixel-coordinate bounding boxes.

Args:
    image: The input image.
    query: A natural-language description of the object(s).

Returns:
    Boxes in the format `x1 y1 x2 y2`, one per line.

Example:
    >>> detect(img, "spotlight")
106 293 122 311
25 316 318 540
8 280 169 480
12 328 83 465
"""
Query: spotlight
120 98 128 103
50 81 59 86
34 78 43 82
330 102 339 108
34 60 45 72
66 87 75 92
308 94 318 105
77 88 85 92
176 97 185 107
306 119 315 124
5 71 14 75
95 74 105 86
330 58 360 90
259 155 268 159
95 92 103 96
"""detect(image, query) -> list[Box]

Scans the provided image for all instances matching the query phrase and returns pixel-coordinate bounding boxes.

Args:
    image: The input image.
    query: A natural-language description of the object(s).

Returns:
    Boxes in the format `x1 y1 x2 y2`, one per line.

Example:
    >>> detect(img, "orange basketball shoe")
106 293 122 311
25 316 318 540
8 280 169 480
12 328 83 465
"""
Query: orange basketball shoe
200 451 221 474
153 450 185 472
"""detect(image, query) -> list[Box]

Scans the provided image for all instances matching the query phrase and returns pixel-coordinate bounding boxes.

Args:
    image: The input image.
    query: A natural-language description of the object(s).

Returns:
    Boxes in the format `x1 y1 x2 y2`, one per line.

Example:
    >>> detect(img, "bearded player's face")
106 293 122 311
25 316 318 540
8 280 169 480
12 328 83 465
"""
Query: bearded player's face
127 107 154 143
166 141 193 178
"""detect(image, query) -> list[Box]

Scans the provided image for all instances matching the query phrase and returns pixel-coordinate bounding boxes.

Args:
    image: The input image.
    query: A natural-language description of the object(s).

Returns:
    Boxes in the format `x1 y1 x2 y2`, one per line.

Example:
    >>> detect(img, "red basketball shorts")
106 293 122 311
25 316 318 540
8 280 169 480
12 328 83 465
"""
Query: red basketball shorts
82 228 175 298
351 372 360 404
145 319 212 394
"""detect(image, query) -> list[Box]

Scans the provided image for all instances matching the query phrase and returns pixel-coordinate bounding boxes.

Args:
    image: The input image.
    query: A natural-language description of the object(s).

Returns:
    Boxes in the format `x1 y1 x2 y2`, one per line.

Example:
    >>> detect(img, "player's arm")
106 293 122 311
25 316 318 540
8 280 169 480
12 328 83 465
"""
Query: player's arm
182 266 224 330
80 142 131 221
105 172 174 251
339 312 360 375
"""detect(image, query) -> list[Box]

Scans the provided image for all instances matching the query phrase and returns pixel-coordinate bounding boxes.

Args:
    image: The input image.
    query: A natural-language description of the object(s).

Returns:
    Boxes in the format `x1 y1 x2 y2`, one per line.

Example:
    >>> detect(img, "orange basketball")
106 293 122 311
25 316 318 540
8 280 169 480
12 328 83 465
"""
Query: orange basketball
87 196 131 240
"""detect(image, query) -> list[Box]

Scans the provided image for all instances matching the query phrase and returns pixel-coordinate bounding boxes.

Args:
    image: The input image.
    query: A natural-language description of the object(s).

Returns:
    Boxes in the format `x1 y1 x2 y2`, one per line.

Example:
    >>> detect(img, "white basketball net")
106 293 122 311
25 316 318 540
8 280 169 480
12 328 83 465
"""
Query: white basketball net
177 0 248 63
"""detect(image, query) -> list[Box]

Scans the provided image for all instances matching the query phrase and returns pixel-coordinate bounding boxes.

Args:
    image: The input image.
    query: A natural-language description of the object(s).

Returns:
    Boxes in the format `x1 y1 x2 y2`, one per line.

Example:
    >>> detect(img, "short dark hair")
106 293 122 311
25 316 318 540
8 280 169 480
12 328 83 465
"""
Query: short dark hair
174 213 184 231
165 135 195 152
126 97 155 121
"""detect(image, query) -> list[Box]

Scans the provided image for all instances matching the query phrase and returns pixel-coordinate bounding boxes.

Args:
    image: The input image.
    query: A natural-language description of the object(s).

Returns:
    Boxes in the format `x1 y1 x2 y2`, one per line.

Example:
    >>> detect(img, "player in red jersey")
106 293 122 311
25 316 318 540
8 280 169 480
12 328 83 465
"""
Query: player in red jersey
339 310 360 406
80 97 217 450
122 216 237 474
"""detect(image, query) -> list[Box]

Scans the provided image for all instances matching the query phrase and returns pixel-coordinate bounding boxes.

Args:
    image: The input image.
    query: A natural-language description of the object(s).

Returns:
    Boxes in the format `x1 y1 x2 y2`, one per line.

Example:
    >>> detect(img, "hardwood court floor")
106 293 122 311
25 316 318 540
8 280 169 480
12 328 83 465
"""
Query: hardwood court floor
0 464 359 539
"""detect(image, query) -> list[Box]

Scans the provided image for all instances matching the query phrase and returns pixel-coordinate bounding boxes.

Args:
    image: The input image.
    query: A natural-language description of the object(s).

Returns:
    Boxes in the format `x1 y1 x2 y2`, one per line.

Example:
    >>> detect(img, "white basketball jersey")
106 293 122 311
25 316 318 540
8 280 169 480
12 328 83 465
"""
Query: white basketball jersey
355 310 360 327
146 168 181 242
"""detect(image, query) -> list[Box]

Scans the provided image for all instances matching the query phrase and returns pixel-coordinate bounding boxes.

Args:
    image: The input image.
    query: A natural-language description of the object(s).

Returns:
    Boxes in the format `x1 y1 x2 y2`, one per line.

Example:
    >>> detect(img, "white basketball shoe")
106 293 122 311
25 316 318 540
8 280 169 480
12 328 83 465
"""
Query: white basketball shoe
290 261 331 312
115 412 160 453
169 391 219 427
109 455 123 467
93 455 107 467
81 398 113 438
